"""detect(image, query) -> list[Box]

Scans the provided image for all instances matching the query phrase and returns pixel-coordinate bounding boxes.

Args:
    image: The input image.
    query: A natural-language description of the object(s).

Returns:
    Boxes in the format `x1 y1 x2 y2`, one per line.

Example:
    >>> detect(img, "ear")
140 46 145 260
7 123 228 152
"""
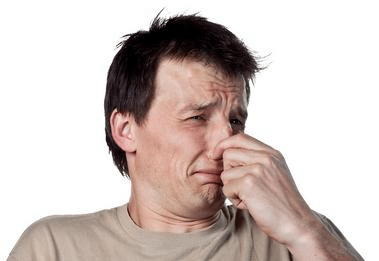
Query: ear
110 110 137 153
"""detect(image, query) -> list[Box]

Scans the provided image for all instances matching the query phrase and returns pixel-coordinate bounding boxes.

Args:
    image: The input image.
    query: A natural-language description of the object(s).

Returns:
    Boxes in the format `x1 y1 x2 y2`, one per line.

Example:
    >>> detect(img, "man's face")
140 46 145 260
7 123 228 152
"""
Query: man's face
132 59 248 218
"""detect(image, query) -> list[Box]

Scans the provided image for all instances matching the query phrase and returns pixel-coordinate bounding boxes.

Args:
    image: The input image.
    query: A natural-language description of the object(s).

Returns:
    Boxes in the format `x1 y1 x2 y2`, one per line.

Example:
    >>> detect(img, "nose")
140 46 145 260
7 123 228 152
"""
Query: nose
207 118 234 160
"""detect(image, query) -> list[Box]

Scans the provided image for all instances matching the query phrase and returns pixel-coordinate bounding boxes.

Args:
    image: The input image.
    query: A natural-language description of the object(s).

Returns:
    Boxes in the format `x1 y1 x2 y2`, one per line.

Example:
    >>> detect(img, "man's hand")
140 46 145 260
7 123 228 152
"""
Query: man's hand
211 133 314 246
210 134 364 261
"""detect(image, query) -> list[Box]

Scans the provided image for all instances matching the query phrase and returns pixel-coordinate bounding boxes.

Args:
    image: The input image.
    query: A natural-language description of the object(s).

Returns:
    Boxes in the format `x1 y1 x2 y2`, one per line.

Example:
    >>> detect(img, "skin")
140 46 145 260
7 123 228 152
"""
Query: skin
111 59 363 260
120 58 247 231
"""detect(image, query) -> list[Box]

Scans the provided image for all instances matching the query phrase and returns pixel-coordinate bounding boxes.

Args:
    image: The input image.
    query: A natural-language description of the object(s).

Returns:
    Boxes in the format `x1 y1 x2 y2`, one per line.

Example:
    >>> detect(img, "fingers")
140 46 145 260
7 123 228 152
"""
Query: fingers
221 164 265 186
222 148 282 171
221 166 252 209
210 133 279 161
214 134 315 245
221 164 268 210
221 162 300 219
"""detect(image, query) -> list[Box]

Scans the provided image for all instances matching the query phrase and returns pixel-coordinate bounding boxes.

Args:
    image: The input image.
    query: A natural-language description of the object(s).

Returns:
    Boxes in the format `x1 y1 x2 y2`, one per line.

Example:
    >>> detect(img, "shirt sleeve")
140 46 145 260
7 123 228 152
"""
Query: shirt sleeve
7 218 58 261
315 212 364 261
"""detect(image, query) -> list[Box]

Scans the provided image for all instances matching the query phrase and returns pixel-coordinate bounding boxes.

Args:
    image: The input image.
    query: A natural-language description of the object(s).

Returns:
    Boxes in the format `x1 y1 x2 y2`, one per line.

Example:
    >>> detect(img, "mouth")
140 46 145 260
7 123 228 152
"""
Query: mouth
193 169 223 185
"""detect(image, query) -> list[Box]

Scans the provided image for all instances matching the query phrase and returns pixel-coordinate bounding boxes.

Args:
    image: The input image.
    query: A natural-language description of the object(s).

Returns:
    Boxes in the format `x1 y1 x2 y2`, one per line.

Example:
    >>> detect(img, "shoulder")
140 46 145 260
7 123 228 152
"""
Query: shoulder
8 206 122 261
27 206 119 238
313 211 363 258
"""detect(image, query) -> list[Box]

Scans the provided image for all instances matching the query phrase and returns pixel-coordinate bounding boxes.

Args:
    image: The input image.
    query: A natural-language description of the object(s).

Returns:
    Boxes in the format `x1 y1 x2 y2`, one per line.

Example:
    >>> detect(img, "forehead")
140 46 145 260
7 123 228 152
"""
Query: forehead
154 59 247 104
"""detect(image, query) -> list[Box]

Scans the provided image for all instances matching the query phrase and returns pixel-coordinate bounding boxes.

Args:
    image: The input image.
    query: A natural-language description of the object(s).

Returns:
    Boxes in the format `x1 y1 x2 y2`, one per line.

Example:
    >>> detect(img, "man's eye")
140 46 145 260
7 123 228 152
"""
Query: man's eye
230 119 243 126
190 115 206 121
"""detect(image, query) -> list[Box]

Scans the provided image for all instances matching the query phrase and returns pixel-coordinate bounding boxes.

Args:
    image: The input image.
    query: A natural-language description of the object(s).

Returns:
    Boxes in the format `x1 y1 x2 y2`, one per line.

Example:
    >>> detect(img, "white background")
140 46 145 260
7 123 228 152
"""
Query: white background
0 0 377 260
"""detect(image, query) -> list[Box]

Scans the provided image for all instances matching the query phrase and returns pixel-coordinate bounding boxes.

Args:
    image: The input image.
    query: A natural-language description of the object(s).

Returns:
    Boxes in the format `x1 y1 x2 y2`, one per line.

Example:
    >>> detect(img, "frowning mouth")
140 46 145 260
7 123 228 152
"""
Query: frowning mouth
194 168 222 175
193 169 223 185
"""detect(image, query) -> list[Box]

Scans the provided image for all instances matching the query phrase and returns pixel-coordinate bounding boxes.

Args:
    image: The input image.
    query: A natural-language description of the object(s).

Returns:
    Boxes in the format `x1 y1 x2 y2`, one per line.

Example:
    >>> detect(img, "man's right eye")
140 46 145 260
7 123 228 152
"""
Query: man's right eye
190 115 206 121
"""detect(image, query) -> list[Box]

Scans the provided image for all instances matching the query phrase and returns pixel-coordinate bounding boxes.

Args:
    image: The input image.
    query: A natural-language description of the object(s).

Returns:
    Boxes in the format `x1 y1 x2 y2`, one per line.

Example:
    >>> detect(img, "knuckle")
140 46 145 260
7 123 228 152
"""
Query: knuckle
251 163 265 175
261 152 274 165
243 174 256 188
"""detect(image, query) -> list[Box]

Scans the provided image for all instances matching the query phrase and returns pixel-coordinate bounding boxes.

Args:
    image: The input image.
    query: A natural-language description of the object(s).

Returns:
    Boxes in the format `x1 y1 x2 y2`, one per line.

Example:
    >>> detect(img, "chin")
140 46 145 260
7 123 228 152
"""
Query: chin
199 185 226 209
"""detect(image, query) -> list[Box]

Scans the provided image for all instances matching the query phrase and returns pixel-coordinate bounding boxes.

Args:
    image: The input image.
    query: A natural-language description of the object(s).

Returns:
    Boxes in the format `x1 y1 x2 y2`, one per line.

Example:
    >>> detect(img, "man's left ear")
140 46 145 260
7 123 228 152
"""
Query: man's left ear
110 110 137 153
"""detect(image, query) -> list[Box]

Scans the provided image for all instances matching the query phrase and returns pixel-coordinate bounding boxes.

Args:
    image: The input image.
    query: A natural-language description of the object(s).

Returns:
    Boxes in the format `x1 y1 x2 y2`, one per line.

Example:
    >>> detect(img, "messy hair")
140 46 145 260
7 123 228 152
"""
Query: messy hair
104 14 262 176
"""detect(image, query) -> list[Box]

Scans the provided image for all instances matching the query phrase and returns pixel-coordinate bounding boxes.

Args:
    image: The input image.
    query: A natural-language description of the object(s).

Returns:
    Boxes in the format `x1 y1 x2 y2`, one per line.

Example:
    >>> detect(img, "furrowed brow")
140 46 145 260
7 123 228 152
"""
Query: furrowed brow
179 101 218 114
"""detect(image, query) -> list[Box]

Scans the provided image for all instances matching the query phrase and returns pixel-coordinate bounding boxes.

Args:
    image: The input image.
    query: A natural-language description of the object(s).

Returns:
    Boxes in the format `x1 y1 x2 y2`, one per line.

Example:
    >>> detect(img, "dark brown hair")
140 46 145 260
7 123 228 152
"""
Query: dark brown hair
104 14 262 176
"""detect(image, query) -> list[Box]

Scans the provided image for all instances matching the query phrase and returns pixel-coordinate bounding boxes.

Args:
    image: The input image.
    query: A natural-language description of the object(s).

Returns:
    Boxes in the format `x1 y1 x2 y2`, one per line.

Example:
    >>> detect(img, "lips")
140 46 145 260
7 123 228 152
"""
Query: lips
194 168 222 175
193 168 223 185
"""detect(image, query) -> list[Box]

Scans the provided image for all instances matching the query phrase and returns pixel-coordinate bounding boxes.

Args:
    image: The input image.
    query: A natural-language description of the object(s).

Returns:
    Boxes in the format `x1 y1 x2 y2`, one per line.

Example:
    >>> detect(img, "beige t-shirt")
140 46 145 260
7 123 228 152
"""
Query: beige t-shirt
8 204 293 260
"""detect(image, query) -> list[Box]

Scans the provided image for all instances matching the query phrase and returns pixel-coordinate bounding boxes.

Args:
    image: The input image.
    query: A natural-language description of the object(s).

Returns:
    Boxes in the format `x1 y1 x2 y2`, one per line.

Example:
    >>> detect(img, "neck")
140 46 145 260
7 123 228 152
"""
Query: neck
128 192 221 233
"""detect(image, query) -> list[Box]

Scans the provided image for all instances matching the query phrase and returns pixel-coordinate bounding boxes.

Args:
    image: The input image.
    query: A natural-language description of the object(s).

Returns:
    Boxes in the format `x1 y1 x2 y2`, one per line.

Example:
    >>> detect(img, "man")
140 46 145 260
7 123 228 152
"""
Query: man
8 14 363 260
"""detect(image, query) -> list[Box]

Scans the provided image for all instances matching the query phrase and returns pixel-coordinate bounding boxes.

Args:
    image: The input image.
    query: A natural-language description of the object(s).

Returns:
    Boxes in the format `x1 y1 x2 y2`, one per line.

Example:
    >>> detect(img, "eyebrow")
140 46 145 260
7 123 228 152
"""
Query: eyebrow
178 101 218 114
179 101 248 120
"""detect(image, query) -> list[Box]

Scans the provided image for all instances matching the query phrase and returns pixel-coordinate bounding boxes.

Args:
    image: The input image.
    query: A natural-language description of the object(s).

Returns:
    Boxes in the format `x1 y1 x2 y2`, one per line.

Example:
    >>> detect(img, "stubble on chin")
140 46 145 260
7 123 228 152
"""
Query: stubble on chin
199 184 226 207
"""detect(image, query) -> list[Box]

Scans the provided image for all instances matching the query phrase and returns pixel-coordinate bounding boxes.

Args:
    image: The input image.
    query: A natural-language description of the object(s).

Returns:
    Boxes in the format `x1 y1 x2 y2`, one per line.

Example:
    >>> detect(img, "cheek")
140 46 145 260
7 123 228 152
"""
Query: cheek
179 125 208 149
168 128 206 159
165 128 208 173
136 121 208 177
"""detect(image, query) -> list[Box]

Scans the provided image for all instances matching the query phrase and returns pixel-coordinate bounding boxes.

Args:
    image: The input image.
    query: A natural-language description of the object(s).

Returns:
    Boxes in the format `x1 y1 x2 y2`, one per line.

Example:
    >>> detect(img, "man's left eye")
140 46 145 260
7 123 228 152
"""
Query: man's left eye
230 119 243 125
